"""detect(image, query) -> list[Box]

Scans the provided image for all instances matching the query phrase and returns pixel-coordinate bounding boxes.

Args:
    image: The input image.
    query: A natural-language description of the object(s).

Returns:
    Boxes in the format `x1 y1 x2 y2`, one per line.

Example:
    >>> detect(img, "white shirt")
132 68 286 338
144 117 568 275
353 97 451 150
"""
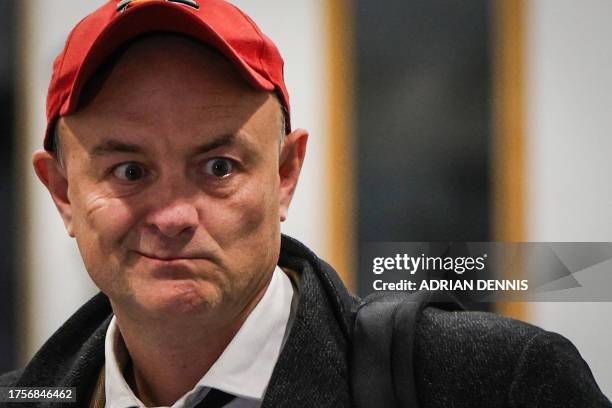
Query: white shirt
104 266 296 408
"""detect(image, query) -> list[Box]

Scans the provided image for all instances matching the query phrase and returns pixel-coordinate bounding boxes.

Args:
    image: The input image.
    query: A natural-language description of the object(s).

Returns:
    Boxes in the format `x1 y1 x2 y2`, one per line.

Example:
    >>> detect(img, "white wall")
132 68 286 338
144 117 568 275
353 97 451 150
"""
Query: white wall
525 0 612 397
20 0 327 360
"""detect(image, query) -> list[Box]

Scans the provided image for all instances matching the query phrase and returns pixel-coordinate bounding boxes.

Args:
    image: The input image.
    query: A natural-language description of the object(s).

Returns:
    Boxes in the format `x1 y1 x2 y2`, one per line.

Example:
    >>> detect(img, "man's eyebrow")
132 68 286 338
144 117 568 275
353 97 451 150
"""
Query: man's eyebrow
89 139 145 157
193 132 259 156
193 133 238 155
88 133 255 158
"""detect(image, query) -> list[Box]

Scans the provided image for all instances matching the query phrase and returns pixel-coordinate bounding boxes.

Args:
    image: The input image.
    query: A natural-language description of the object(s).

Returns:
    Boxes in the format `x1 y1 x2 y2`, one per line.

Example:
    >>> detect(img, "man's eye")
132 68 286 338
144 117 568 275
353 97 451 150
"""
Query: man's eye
112 162 145 181
205 158 234 178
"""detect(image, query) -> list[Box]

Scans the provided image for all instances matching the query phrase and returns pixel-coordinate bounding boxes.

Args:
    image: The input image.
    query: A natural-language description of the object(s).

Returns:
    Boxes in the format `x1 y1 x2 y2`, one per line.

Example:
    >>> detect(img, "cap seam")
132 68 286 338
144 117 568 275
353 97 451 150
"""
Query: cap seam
55 15 90 109
230 5 269 82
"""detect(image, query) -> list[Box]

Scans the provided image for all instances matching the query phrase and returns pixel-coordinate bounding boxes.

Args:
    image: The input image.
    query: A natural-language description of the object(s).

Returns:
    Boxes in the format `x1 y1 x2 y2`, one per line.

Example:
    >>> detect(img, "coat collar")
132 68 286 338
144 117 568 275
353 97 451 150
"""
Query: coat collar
262 236 357 407
16 293 111 407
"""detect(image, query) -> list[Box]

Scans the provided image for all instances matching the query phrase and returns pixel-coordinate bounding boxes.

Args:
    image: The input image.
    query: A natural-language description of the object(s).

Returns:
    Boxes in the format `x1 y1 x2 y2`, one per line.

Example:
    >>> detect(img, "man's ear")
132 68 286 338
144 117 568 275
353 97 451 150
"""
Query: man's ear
32 150 74 237
279 128 308 222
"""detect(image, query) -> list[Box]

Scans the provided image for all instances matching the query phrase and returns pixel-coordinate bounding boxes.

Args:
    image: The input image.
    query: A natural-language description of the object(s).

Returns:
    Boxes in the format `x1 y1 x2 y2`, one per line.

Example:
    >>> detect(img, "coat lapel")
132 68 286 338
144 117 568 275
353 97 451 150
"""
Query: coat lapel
262 250 354 408
16 293 112 407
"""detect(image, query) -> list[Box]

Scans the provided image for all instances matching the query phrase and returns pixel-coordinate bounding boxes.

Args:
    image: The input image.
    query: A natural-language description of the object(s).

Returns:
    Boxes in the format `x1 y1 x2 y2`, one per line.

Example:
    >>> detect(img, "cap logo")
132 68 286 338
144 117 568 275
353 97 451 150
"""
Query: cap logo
117 0 199 13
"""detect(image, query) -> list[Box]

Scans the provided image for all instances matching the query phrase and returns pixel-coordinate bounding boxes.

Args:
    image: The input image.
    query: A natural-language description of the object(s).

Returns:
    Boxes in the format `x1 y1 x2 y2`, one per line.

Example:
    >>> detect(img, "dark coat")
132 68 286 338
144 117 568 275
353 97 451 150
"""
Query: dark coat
1 236 610 407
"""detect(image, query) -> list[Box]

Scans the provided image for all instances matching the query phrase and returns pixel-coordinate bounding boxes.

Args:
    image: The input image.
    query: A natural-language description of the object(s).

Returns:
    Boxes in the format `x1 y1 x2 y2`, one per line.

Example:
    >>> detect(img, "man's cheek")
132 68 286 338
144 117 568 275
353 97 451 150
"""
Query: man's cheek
73 198 136 287
203 187 272 249
74 193 136 245
231 182 275 234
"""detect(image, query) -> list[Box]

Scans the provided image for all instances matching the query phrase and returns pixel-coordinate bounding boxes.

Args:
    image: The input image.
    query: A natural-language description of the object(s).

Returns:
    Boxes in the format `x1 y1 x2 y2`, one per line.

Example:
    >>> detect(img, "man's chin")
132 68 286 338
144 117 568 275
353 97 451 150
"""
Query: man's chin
124 280 223 319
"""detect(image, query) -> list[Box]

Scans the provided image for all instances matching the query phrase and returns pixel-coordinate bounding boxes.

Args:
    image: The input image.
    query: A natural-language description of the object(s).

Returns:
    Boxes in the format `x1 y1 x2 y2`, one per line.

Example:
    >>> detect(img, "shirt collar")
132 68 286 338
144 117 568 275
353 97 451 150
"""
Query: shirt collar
104 265 295 408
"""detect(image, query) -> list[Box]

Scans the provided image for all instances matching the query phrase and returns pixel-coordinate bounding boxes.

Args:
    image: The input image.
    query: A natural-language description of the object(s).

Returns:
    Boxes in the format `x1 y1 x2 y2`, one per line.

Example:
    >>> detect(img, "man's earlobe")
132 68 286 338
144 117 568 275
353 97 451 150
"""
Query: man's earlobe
279 128 308 222
32 150 75 237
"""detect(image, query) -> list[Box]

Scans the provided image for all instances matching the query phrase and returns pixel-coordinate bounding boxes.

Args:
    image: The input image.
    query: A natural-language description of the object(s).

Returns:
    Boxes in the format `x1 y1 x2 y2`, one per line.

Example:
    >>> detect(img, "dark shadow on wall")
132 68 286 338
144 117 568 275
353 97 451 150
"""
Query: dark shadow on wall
0 0 17 372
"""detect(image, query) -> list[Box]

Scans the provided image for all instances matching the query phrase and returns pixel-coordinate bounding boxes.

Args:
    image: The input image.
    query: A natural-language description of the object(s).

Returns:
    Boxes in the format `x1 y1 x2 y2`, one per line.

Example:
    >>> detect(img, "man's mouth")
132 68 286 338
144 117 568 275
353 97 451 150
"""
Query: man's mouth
134 251 208 262
132 251 215 279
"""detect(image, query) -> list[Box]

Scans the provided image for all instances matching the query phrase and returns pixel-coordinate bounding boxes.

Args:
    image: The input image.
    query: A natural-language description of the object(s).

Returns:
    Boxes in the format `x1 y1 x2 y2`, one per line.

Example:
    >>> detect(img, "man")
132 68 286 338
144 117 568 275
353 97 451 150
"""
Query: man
1 0 610 407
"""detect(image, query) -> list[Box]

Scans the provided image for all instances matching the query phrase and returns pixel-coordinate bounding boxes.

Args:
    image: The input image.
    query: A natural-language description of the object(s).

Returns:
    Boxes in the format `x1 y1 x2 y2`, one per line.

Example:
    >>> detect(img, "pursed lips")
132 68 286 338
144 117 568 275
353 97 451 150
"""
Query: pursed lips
132 250 216 280
134 250 211 262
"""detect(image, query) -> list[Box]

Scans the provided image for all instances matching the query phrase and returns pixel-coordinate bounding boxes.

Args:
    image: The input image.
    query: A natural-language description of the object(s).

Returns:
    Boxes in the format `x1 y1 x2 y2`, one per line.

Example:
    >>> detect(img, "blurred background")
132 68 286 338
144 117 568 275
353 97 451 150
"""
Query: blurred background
0 0 610 397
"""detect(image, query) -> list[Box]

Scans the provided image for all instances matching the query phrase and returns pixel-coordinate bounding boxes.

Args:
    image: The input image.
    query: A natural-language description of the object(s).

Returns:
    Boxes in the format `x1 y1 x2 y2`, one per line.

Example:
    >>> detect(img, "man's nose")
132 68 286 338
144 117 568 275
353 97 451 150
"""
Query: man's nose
146 198 199 239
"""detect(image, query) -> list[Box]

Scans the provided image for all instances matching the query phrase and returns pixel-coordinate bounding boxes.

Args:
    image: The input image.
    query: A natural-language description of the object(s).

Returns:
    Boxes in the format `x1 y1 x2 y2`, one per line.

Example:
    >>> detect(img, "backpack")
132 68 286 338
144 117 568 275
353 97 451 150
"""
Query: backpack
350 290 463 408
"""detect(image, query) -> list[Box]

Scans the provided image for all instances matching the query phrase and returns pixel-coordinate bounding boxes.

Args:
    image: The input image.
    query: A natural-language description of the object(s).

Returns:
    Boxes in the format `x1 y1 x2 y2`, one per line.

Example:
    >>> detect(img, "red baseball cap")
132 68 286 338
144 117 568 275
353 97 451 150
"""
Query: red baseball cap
44 0 291 151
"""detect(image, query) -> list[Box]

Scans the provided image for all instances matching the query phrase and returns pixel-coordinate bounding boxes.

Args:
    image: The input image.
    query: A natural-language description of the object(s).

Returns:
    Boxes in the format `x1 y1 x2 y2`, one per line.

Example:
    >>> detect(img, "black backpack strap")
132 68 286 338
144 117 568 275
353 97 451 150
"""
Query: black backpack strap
350 291 463 408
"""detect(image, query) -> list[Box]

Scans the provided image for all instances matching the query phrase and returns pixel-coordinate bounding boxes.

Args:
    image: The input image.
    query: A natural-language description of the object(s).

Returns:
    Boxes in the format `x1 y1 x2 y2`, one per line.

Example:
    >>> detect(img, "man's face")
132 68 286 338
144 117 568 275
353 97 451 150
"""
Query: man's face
38 36 305 327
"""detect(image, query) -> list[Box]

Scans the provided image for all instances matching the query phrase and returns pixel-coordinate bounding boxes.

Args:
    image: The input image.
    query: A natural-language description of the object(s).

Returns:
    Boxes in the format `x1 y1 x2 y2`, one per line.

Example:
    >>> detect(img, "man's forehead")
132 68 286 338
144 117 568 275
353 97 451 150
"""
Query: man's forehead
59 92 281 146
